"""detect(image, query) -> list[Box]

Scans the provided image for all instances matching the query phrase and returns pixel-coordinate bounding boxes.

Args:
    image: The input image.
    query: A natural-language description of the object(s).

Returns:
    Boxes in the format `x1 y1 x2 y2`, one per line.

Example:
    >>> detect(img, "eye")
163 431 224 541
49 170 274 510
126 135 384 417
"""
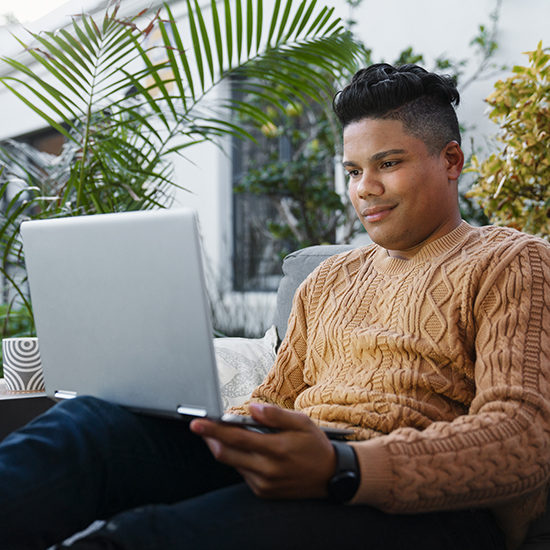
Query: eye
381 160 399 169
346 169 360 178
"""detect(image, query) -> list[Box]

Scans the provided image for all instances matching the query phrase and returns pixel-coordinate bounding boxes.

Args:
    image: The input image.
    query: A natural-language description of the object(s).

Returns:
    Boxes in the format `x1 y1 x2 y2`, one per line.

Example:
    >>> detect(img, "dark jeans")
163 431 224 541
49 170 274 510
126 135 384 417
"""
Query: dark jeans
0 396 506 550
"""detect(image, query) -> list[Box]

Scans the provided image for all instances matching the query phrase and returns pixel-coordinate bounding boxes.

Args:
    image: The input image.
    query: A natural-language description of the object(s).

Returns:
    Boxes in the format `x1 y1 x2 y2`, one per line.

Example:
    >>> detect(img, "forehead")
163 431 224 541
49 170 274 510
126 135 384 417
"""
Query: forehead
342 118 427 160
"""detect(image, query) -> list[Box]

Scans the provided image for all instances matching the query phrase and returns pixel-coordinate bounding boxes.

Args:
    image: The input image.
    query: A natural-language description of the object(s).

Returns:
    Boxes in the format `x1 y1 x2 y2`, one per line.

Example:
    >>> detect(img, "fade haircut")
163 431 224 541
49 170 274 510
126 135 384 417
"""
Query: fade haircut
333 63 461 155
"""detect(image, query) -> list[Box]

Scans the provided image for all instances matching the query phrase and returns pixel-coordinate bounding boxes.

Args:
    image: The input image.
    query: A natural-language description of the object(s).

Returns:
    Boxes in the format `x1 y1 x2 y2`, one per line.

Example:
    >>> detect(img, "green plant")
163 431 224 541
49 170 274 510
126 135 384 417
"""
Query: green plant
0 0 362 338
467 42 550 238
0 304 33 338
234 92 350 251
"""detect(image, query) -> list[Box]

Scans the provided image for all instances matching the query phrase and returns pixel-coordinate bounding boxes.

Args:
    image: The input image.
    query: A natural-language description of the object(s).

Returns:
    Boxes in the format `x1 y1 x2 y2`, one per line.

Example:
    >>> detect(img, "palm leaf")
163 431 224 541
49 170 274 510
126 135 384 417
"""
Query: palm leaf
0 0 362 333
224 0 234 70
266 0 283 49
165 3 195 102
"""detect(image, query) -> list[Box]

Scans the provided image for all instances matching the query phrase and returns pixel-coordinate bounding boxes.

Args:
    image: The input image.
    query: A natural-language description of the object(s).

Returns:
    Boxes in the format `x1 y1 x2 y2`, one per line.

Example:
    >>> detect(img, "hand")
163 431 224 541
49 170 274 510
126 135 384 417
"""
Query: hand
190 404 336 500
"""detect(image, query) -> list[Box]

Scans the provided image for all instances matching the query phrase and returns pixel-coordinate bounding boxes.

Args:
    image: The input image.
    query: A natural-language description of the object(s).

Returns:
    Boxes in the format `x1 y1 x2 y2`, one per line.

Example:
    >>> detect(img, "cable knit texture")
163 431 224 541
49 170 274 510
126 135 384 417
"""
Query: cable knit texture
230 222 550 549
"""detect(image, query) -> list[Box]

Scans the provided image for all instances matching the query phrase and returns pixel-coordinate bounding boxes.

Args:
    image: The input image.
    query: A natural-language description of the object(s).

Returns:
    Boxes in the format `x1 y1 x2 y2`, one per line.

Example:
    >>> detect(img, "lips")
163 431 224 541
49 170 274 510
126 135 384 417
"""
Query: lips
362 205 396 223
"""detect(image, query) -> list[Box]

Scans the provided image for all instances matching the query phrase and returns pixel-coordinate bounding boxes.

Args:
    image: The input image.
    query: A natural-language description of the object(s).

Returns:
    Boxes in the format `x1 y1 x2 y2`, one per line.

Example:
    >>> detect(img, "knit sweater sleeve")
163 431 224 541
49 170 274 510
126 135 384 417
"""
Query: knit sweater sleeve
349 239 550 534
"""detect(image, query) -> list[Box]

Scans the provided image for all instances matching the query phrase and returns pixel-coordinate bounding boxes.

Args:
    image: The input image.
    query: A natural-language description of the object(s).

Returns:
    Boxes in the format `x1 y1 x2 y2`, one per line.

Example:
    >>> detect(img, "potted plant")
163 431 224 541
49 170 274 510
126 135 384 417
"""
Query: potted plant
0 0 362 373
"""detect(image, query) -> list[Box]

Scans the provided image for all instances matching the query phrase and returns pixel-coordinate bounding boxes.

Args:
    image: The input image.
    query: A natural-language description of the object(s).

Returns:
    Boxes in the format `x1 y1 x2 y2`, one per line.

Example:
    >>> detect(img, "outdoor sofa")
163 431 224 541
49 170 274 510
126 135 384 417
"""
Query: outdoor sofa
11 243 550 548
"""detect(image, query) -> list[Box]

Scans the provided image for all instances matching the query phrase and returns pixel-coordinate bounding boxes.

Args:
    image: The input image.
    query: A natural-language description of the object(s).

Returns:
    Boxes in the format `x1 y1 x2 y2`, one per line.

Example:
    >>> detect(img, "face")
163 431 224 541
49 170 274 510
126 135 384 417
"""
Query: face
343 118 464 260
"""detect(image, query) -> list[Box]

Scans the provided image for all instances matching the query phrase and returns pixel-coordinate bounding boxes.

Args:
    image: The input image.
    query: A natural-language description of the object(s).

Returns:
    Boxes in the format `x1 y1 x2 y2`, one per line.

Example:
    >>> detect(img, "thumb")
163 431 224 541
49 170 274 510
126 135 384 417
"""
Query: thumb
249 403 312 432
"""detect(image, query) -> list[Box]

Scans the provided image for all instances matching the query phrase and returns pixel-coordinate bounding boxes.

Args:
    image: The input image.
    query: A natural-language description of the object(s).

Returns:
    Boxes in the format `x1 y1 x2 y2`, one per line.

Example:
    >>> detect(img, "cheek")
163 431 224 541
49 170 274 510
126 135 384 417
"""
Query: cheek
349 185 363 215
348 180 358 202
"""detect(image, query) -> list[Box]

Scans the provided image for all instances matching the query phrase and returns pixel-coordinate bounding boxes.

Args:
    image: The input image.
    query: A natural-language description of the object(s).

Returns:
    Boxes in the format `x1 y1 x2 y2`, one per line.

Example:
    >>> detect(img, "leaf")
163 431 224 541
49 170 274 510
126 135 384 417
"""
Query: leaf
34 32 90 83
224 0 233 70
164 3 195 102
236 0 243 63
295 0 317 36
267 0 282 49
246 0 254 57
470 43 550 239
186 0 205 90
0 80 77 142
211 0 225 75
194 0 215 80
285 0 307 40
276 0 293 45
256 0 263 53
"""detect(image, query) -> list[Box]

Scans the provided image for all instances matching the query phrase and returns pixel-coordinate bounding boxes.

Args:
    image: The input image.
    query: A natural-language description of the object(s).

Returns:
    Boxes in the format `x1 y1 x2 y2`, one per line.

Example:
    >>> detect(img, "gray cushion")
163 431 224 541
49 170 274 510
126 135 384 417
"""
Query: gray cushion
273 245 356 342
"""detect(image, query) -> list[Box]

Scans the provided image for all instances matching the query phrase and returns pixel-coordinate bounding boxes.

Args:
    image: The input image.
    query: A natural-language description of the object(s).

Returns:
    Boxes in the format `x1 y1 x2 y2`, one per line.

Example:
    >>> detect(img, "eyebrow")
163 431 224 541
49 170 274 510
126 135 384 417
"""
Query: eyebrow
342 149 407 167
370 149 407 162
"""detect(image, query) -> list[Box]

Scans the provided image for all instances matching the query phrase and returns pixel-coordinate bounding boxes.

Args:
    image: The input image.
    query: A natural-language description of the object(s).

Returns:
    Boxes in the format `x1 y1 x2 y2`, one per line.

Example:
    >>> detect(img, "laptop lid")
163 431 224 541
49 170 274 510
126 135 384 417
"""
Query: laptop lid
21 209 224 420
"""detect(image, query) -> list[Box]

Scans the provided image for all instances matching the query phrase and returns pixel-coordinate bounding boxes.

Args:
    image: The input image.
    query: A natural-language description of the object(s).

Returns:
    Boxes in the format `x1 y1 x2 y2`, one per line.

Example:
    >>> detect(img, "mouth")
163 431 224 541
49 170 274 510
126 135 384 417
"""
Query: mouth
361 205 396 223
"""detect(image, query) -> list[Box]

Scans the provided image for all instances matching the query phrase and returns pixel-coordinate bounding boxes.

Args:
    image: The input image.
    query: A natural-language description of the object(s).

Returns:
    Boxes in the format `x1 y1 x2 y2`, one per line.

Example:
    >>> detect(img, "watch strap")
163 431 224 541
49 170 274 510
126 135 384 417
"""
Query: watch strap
327 441 360 503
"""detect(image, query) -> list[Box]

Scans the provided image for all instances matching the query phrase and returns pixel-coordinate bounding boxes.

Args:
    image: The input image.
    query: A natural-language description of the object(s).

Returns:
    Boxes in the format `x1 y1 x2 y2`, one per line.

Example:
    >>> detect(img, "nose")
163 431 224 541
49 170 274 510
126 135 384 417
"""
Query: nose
354 170 384 199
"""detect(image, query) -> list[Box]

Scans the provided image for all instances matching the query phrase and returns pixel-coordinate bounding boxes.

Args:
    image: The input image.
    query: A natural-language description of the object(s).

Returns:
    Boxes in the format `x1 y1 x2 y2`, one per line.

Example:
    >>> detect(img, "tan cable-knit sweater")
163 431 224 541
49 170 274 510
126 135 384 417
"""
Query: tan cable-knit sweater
232 222 550 549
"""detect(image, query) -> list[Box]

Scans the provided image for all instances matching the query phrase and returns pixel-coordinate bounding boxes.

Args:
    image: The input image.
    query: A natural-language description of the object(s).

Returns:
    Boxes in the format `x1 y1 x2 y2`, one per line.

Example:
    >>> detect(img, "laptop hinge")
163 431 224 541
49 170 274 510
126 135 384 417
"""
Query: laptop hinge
177 405 207 417
54 390 78 400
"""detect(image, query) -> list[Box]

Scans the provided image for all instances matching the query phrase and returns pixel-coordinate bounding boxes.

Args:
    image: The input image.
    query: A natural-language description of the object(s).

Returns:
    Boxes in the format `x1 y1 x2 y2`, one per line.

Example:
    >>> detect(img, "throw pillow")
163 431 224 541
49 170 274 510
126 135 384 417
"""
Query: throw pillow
214 325 277 409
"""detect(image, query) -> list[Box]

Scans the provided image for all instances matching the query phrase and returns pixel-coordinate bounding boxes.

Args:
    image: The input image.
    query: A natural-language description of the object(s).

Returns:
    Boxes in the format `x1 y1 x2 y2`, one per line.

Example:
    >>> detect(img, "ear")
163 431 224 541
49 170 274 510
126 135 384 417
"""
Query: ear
442 141 464 181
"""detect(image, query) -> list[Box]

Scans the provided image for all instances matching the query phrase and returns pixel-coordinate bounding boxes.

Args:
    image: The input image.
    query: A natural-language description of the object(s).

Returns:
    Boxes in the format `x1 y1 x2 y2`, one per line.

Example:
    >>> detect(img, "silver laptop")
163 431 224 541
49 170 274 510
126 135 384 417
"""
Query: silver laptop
21 209 353 438
21 209 226 420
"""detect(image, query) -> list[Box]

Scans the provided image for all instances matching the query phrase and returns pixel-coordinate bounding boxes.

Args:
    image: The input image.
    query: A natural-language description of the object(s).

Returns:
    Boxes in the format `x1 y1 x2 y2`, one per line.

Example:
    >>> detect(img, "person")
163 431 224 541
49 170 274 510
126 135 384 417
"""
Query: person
1 63 549 550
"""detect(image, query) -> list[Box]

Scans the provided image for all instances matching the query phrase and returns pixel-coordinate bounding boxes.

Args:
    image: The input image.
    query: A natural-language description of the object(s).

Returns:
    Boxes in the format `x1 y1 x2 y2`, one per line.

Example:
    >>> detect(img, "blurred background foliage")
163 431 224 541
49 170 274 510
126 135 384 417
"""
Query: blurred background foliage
0 0 364 355
468 42 550 239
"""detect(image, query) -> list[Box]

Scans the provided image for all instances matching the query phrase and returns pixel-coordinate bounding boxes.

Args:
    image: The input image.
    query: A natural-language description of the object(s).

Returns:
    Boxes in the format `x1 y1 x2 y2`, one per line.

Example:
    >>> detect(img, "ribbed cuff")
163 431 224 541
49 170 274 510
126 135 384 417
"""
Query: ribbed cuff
348 438 394 511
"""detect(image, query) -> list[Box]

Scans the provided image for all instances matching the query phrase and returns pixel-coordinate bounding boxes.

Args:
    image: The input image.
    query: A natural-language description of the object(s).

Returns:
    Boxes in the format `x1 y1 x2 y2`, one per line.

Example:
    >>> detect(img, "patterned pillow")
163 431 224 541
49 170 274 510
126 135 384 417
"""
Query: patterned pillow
214 325 277 409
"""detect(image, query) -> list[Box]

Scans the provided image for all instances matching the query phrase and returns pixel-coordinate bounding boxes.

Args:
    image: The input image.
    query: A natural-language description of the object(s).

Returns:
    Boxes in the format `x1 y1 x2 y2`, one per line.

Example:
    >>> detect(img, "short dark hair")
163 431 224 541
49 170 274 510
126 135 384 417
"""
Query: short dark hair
333 63 461 155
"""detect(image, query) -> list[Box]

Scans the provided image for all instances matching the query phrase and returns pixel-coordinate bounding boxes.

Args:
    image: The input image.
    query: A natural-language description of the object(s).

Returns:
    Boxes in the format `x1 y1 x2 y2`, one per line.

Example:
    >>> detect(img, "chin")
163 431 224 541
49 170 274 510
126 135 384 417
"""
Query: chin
364 227 397 249
366 230 416 255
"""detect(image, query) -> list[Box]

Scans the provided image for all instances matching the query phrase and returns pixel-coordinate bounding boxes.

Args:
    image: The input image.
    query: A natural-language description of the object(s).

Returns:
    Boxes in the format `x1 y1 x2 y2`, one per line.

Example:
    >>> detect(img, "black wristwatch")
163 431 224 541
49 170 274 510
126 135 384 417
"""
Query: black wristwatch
327 441 360 503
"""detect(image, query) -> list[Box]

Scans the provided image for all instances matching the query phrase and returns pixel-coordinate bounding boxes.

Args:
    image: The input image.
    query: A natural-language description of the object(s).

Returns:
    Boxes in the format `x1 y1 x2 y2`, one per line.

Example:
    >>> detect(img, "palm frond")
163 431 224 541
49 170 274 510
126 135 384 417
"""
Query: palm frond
0 0 363 341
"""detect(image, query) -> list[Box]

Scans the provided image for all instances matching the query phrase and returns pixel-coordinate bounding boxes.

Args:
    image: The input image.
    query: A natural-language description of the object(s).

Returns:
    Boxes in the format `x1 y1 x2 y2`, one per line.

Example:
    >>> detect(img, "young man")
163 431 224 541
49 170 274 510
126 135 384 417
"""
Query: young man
2 64 549 550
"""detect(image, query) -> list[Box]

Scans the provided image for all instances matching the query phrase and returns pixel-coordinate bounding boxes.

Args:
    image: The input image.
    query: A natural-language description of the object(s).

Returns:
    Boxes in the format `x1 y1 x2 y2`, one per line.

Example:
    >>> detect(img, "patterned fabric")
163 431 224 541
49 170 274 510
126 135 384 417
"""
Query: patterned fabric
2 338 44 392
215 326 277 409
230 222 550 550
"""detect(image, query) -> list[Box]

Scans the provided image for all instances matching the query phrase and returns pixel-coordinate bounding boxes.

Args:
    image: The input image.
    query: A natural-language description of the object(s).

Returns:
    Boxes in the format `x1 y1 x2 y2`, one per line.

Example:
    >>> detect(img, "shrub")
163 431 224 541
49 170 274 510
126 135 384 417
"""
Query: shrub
468 42 550 238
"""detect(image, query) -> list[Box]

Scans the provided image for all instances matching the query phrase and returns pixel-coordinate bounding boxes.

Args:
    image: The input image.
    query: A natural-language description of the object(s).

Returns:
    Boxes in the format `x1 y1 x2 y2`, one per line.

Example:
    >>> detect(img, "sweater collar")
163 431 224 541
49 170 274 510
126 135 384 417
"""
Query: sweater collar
371 221 474 275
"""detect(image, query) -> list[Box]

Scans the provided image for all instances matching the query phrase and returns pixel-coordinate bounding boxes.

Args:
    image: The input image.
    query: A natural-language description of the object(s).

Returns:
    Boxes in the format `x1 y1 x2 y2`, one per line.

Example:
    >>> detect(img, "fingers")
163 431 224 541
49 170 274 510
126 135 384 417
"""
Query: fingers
190 418 268 452
190 419 275 469
189 408 337 500
202 436 254 468
190 405 317 454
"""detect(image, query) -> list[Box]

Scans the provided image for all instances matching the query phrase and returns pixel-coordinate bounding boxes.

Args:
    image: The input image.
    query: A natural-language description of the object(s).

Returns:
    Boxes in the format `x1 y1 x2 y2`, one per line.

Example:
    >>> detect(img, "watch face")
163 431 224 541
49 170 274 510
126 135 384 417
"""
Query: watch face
327 442 360 502
328 471 360 502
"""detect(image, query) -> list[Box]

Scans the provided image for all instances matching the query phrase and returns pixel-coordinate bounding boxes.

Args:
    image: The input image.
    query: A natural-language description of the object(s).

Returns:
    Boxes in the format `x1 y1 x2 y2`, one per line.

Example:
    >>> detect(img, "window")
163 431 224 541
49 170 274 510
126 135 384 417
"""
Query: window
231 92 294 292
231 81 340 291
